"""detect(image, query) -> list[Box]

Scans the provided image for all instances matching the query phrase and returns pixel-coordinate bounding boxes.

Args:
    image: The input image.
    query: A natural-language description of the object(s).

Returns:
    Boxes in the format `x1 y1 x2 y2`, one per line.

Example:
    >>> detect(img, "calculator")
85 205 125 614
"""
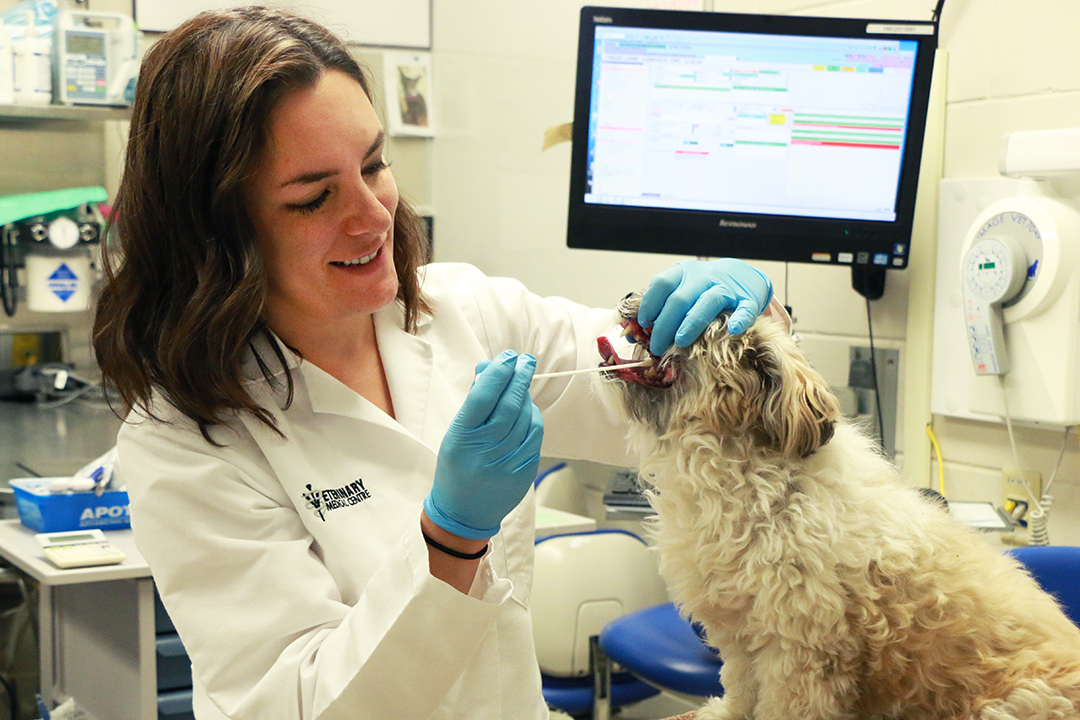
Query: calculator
36 529 127 569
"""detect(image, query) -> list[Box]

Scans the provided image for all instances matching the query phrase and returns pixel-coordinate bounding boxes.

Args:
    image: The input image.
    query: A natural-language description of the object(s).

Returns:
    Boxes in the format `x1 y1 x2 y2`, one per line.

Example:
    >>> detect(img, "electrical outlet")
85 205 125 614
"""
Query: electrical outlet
1001 468 1042 527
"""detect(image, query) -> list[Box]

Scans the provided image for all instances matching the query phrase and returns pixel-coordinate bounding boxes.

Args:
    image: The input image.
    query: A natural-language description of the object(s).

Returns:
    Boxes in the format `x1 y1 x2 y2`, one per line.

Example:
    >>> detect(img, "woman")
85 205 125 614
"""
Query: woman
93 7 773 719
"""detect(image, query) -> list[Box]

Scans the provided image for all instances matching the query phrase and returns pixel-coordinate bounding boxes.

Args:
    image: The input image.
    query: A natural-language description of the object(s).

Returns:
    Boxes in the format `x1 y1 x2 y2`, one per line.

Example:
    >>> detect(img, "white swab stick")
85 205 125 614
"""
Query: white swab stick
532 361 650 381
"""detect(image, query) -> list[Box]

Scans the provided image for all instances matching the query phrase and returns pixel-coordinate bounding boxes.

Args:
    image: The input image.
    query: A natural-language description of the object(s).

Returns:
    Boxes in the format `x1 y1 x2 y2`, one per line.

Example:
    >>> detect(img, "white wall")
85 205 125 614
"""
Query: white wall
7 0 1074 544
430 0 1080 545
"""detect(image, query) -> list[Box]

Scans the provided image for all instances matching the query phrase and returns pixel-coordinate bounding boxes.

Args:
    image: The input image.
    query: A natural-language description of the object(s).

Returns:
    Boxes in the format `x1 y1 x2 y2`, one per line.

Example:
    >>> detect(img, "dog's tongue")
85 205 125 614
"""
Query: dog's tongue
596 334 676 387
597 336 636 379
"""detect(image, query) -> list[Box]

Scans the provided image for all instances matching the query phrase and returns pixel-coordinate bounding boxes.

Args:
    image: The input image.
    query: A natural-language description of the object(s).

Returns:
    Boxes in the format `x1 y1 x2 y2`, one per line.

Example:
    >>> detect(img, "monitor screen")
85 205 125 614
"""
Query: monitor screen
567 7 938 269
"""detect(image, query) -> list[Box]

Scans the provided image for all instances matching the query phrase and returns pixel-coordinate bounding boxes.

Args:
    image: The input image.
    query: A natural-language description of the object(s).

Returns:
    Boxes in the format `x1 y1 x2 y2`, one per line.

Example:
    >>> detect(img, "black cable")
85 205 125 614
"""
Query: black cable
783 262 790 315
865 296 885 451
15 463 41 478
931 0 947 23
1 226 18 318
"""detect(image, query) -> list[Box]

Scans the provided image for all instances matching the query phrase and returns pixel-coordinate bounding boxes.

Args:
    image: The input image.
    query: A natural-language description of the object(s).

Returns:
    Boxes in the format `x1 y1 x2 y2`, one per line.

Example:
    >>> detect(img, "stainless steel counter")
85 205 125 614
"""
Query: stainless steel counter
0 396 123 488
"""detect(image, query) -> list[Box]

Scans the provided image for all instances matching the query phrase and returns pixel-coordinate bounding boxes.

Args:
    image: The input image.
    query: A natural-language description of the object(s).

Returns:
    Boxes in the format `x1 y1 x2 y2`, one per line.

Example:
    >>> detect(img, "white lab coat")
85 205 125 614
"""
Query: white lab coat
118 263 637 720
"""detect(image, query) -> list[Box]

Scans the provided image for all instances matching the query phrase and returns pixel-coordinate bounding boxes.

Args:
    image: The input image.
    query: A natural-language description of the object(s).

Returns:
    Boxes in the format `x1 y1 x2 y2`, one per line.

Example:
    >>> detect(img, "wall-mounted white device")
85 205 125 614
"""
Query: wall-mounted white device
952 163 1080 425
0 187 107 317
52 11 138 106
961 232 1028 375
1000 128 1080 180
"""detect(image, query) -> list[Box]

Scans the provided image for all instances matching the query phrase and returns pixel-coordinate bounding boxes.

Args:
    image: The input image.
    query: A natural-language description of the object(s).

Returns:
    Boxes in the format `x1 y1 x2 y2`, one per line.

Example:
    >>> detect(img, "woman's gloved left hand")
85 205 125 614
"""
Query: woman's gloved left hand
638 258 773 355
424 351 544 540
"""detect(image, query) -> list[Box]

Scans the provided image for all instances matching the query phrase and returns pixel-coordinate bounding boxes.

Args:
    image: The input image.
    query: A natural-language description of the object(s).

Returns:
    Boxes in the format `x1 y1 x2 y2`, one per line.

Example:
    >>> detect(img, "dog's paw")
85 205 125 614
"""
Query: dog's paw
695 697 749 720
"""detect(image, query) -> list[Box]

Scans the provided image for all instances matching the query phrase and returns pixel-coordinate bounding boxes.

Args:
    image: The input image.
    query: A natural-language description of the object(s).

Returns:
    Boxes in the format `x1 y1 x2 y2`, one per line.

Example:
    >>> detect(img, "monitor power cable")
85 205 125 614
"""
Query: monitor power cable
865 296 886 453
931 0 947 24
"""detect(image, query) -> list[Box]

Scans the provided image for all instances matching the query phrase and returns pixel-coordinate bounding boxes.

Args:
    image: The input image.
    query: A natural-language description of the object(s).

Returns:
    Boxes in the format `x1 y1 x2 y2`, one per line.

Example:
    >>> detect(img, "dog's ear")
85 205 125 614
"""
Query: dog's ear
702 319 839 458
753 327 839 458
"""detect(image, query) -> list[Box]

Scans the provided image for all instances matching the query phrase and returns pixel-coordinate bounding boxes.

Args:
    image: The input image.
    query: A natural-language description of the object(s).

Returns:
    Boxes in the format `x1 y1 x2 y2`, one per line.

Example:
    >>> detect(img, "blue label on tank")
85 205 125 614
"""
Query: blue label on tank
47 263 79 302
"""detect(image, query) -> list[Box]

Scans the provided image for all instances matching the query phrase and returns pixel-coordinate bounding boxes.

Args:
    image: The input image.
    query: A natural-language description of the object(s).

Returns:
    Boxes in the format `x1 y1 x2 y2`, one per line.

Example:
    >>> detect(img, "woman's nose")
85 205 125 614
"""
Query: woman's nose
343 179 394 236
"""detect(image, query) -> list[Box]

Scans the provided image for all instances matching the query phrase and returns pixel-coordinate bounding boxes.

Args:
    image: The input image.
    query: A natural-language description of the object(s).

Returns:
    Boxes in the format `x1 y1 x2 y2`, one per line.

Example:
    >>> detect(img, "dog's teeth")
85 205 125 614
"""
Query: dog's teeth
641 357 654 366
644 367 658 379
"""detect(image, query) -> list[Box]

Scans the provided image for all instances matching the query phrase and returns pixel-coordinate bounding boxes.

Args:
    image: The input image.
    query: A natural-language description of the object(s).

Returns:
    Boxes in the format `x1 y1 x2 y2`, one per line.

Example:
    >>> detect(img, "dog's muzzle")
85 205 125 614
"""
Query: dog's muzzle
596 314 677 388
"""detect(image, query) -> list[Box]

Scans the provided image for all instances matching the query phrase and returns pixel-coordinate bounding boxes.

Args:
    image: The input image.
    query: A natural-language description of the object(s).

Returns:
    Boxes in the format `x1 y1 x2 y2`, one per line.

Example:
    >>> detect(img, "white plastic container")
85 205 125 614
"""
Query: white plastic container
26 251 92 311
12 10 50 105
0 21 14 105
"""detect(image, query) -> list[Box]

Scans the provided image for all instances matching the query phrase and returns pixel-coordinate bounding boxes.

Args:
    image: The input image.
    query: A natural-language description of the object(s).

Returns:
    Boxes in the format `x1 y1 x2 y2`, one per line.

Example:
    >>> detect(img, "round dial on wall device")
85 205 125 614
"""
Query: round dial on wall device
47 216 81 250
962 235 1028 305
961 232 1027 376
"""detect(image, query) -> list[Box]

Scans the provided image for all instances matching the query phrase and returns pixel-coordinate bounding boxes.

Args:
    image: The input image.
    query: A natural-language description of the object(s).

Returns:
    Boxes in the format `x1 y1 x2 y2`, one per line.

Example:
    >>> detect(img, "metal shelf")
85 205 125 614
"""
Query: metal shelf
0 103 131 122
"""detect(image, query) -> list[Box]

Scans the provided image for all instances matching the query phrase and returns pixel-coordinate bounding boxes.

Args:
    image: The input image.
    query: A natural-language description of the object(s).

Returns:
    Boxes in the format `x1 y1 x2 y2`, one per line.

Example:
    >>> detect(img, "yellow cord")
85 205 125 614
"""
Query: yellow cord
926 423 945 497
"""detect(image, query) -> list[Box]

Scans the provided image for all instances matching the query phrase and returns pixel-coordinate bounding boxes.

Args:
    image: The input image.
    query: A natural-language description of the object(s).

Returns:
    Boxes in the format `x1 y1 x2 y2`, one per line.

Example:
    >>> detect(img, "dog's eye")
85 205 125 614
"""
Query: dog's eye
622 292 635 301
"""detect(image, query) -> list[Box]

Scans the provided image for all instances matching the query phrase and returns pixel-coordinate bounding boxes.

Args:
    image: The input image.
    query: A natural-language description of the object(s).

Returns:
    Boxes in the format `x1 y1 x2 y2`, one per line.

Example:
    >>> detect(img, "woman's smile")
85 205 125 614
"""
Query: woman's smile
331 248 382 267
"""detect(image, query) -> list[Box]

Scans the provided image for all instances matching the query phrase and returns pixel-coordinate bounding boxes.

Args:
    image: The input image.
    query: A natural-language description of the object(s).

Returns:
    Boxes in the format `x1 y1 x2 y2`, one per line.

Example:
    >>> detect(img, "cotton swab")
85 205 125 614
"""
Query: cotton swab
532 360 651 381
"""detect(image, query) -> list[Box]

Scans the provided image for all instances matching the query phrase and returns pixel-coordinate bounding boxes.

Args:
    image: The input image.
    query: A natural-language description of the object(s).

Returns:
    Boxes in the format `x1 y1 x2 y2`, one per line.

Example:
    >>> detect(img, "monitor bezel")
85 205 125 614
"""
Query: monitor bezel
566 6 939 270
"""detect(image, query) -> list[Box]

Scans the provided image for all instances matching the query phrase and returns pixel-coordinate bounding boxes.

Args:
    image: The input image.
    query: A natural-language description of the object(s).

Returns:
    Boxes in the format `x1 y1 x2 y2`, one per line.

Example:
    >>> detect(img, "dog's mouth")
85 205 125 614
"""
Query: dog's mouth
597 316 677 388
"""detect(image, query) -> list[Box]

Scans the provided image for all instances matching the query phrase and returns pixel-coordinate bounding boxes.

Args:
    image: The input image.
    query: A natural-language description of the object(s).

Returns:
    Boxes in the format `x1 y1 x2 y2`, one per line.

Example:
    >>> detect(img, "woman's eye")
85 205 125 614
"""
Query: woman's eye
288 189 330 215
363 159 391 176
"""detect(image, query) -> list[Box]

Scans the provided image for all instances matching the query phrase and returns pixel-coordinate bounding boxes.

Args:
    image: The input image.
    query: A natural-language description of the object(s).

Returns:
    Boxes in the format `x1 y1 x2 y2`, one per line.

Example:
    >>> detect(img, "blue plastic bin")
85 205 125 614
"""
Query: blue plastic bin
9 478 130 532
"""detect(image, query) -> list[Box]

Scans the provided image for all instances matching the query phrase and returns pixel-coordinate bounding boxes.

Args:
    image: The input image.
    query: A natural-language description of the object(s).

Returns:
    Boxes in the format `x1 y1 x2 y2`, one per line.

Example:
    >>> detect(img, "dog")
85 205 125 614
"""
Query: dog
594 292 1080 720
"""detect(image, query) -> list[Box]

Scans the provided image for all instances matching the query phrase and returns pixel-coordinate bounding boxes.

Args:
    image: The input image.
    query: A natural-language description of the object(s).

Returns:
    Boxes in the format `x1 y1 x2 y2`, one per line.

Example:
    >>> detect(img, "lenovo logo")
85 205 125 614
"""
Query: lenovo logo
593 15 613 23
719 219 758 229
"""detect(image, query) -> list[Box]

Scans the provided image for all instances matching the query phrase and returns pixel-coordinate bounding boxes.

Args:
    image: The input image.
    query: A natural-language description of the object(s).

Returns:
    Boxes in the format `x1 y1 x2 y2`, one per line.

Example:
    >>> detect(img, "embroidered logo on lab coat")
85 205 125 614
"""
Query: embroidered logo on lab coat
302 479 372 521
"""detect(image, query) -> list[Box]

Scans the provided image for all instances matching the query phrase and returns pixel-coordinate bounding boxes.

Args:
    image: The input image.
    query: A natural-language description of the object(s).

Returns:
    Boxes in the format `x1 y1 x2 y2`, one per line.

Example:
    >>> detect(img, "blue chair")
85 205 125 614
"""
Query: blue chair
593 546 1080 719
1007 545 1080 626
532 530 668 716
597 602 722 716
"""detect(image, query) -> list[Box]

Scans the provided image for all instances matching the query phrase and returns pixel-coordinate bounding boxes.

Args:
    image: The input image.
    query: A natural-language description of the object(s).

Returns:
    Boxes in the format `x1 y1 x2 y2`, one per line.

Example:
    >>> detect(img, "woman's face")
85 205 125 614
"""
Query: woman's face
245 69 399 336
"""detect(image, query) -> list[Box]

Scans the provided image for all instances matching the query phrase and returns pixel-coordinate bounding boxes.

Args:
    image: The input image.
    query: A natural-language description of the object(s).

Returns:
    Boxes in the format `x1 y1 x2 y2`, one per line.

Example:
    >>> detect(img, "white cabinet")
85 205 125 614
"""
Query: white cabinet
0 521 165 720
135 0 431 48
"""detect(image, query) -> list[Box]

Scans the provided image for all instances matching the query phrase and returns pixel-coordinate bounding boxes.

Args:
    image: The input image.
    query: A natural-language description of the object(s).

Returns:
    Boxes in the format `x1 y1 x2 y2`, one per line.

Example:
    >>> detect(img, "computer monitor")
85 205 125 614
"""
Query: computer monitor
567 7 938 273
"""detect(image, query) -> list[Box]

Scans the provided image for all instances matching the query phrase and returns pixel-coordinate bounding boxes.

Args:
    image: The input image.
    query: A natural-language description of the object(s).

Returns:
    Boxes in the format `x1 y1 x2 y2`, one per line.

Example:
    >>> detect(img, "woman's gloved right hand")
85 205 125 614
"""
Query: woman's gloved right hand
423 350 544 540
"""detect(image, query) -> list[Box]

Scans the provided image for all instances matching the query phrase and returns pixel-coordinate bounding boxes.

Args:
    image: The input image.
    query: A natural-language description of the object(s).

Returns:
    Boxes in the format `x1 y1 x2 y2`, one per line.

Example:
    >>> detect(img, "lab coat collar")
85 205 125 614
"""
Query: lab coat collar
243 296 432 378
296 302 436 444
300 362 407 438
372 301 435 443
245 328 302 381
242 302 437 443
241 329 301 413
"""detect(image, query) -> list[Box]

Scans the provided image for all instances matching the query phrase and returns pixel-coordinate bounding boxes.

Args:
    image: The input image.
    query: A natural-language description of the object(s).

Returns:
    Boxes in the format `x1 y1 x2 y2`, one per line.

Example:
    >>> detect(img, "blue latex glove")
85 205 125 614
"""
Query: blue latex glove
639 258 773 355
424 350 544 540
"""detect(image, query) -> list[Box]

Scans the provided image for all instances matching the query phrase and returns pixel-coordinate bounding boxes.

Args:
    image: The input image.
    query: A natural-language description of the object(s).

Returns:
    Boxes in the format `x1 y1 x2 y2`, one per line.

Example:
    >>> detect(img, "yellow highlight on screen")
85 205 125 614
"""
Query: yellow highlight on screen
769 114 786 125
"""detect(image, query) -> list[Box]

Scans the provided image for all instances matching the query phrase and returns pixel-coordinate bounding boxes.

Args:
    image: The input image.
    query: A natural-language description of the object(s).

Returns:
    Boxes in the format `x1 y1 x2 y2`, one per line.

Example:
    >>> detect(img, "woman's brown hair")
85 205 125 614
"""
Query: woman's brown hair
93 6 431 443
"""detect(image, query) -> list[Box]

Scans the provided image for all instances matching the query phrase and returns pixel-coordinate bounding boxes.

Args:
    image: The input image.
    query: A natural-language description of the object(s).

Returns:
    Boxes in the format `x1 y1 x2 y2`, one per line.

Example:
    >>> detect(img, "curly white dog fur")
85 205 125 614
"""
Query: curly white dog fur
597 295 1080 720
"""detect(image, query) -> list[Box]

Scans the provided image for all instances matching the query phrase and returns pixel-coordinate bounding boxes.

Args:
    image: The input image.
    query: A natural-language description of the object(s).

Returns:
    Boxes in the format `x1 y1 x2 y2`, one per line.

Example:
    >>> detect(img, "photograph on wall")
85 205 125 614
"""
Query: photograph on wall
383 50 434 136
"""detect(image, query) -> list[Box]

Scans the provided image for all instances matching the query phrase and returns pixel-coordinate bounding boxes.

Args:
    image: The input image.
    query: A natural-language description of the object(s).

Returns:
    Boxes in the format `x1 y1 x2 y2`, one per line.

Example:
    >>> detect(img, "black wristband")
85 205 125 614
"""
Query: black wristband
422 530 489 560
